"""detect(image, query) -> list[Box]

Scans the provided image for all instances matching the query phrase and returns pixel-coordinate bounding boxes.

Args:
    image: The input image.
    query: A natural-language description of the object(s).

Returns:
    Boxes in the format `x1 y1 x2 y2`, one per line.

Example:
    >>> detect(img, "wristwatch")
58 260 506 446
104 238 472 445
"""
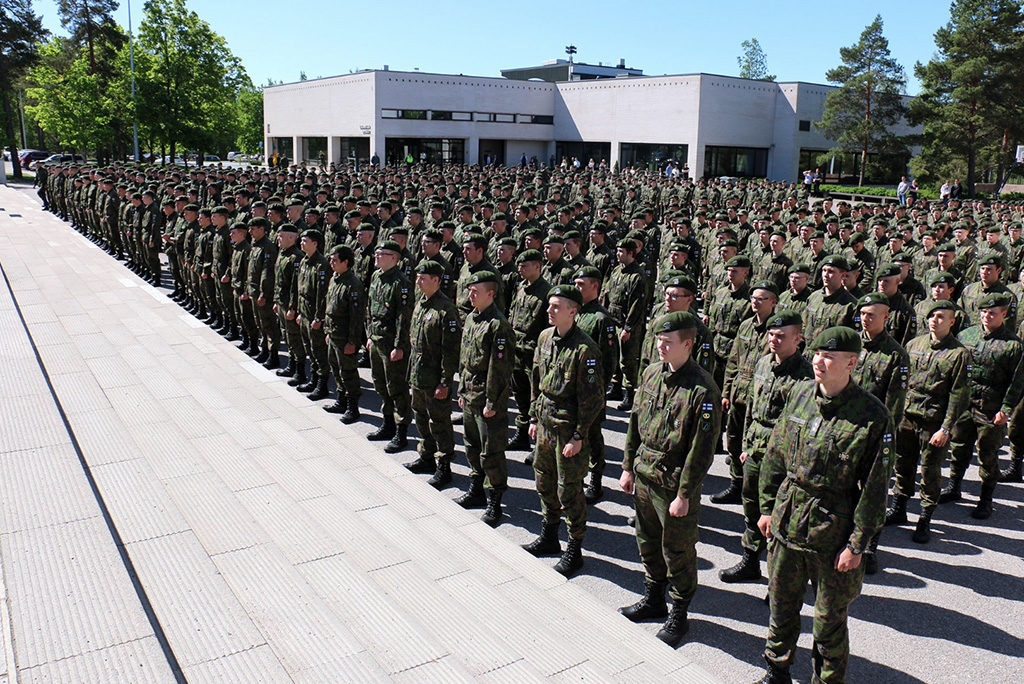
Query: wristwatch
572 430 583 441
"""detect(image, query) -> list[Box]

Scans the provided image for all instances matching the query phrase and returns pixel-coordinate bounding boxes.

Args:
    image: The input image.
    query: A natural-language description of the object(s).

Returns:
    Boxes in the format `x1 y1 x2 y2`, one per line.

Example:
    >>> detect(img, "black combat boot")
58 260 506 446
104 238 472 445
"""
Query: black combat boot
971 483 995 519
605 381 623 401
884 494 908 526
507 425 531 451
719 548 762 583
711 478 743 504
428 455 453 489
255 342 270 364
524 451 534 466
367 415 396 441
245 336 262 357
276 356 297 378
655 600 689 647
225 324 240 341
454 476 486 508
912 510 933 544
584 468 603 503
383 423 409 453
287 364 308 387
323 391 347 414
938 474 962 504
340 397 361 425
295 371 317 393
616 387 634 412
553 537 583 577
754 660 793 684
618 580 668 622
307 373 330 401
1000 449 1023 483
522 521 562 556
262 347 280 369
236 333 252 354
403 451 436 474
481 489 503 527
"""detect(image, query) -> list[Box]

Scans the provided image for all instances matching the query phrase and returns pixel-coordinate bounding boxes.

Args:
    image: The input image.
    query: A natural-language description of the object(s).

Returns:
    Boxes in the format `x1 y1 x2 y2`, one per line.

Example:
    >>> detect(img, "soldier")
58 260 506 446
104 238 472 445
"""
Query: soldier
777 264 812 314
875 264 917 345
802 254 858 343
228 223 255 354
757 327 894 684
573 265 620 503
402 260 461 489
293 229 331 401
246 217 280 367
942 292 1024 518
522 285 604 576
365 239 415 452
707 255 754 393
274 224 308 386
602 238 647 411
456 271 514 526
210 206 236 339
720 310 812 584
959 252 1017 330
889 300 970 543
715 279 777 505
506 249 551 454
322 244 366 424
618 311 722 647
456 234 503 320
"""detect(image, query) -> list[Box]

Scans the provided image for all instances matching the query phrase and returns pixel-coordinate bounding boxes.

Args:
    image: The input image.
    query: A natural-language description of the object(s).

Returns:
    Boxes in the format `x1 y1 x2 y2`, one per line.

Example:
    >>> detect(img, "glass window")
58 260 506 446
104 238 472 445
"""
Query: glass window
519 114 554 125
381 109 399 119
430 111 452 121
703 146 769 178
799 120 812 132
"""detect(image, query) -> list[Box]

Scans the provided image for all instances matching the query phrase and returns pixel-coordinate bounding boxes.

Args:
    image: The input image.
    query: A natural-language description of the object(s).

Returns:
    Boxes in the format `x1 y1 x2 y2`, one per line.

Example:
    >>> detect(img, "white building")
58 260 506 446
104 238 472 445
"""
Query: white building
263 66 918 182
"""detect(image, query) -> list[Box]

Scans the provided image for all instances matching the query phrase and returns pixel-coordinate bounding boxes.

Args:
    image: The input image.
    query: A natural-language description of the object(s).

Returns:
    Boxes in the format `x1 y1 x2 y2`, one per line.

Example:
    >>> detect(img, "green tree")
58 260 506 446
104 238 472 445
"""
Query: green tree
816 15 908 187
0 0 47 178
910 0 1024 196
56 0 122 72
235 84 263 155
737 38 775 81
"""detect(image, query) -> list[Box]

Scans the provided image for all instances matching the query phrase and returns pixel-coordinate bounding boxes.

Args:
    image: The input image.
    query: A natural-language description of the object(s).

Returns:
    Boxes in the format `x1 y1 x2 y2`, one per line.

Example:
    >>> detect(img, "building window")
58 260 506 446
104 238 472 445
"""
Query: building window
799 120 812 132
519 114 554 125
381 109 399 119
475 112 495 122
431 111 453 121
452 111 472 121
620 143 688 170
381 109 427 120
703 146 769 178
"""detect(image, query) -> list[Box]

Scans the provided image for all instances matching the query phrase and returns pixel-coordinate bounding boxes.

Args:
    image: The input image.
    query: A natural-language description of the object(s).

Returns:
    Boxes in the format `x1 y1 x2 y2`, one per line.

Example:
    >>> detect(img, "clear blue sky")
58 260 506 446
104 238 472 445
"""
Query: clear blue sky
32 0 949 93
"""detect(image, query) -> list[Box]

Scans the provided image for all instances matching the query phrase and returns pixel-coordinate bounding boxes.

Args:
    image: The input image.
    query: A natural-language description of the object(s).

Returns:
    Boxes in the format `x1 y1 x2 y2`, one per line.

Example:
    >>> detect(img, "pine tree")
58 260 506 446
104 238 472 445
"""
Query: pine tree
737 38 775 81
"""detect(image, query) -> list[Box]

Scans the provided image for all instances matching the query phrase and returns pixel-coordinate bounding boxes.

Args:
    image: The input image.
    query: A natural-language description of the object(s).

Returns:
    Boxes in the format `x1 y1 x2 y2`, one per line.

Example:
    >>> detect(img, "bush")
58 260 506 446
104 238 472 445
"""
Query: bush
819 184 940 200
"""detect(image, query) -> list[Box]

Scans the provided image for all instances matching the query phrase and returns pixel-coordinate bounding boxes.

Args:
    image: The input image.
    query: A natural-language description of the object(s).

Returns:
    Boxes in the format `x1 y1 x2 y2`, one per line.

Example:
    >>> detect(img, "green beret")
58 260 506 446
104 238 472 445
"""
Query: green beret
892 253 913 265
978 292 1012 309
130 192 143 201
330 244 354 262
985 225 1002 234
543 235 565 246
229 222 248 232
377 239 403 254
548 284 583 306
305 206 322 215
725 255 752 269
415 260 445 277
268 203 286 213
248 216 270 229
183 203 199 212
653 311 697 334
463 234 488 249
876 264 902 279
716 226 738 238
407 207 424 216
766 310 802 329
820 254 850 271
810 230 826 240
466 270 499 286
849 232 866 245
769 230 788 240
288 198 305 208
720 239 740 249
356 222 375 232
324 204 340 214
616 238 638 251
809 326 862 354
516 249 543 264
498 236 517 248
923 299 958 317
664 274 697 293
421 228 442 241
751 279 779 296
937 242 957 253
563 230 582 241
667 239 691 253
574 265 603 281
389 226 408 236
978 252 1004 267
277 222 298 234
929 271 956 286
858 292 890 309
344 210 361 220
300 229 324 245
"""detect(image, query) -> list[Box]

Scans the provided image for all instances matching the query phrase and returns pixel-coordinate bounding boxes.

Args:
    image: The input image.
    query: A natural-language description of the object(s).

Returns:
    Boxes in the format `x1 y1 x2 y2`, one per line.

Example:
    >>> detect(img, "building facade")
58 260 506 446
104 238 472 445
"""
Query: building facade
263 68 918 182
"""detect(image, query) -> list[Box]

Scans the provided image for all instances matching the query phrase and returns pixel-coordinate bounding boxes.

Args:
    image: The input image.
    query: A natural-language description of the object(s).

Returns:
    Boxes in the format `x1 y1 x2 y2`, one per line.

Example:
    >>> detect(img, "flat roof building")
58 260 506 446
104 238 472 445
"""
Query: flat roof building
263 66 918 182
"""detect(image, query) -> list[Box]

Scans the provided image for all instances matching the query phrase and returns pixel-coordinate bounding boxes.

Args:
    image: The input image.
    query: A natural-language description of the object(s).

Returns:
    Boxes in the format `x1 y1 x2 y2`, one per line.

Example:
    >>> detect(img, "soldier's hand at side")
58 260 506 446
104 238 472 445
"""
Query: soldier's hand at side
311 319 322 330
722 397 730 413
740 451 748 464
287 309 296 321
221 275 230 283
390 348 403 362
619 470 634 494
620 329 631 342
483 407 496 418
344 343 357 355
434 385 449 400
757 514 772 539
562 438 582 458
458 397 464 410
669 496 689 517
993 411 1009 426
835 547 862 572
257 296 266 307
273 304 279 314
929 429 950 447
528 423 537 441
240 294 250 301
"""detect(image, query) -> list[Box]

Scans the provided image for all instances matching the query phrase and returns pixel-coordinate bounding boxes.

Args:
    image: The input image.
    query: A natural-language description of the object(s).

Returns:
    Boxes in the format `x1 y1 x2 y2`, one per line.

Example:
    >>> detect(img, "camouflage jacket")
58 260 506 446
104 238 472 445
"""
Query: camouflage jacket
366 265 413 349
245 235 278 301
959 281 1018 331
957 324 1024 417
294 252 329 321
903 333 970 430
708 284 752 360
509 277 551 360
409 291 461 390
530 323 604 436
743 352 814 461
802 287 857 343
459 302 514 412
324 269 365 346
229 239 250 293
575 299 620 381
274 246 303 311
602 260 646 330
723 314 770 403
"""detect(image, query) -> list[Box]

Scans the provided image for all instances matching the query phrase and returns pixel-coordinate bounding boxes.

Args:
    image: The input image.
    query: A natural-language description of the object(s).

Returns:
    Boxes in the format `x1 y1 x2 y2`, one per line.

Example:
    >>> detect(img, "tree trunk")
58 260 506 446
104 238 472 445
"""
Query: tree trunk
1 90 23 179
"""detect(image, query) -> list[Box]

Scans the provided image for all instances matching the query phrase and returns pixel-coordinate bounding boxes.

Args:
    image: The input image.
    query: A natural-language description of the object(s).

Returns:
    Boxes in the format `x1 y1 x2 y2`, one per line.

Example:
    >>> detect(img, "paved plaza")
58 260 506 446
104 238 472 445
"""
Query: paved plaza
0 183 1021 682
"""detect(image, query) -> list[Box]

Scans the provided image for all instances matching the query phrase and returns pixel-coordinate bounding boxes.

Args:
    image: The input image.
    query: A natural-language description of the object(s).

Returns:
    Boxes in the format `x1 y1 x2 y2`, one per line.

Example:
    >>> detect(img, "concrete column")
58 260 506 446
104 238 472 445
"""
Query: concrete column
467 136 479 165
291 136 301 163
328 137 341 167
609 141 621 171
370 129 385 167
264 137 271 166
546 141 557 169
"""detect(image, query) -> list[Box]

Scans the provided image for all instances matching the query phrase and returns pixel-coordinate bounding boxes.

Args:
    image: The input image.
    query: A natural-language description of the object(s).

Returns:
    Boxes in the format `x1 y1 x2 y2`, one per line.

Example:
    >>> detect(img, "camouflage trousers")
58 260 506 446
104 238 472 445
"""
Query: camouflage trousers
619 325 644 389
412 388 454 459
587 409 607 475
462 404 507 491
533 419 589 540
201 275 219 313
236 294 256 339
300 318 329 377
327 338 361 399
369 341 411 424
278 308 305 365
950 410 1005 487
217 280 235 325
740 452 767 554
765 540 864 684
510 354 533 430
250 300 280 349
634 474 700 604
725 399 748 480
894 418 946 514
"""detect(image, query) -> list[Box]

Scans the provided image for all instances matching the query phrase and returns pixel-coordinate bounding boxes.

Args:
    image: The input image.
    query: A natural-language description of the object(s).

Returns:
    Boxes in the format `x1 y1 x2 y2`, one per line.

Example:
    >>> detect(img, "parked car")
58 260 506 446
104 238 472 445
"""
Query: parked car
227 151 241 161
18 149 51 168
204 154 221 162
161 155 186 165
42 153 86 165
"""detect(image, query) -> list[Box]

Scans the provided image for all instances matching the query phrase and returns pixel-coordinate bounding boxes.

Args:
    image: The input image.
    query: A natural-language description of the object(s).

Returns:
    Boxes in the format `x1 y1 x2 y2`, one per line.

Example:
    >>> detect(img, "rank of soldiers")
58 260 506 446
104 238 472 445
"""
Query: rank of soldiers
37 158 1024 684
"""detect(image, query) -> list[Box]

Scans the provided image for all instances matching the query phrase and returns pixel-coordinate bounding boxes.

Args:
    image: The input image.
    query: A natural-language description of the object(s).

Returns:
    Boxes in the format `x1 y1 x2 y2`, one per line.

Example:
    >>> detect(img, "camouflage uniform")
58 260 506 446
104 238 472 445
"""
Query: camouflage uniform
530 324 604 540
602 260 647 390
623 359 721 604
410 291 461 460
575 298 619 481
275 243 306 372
508 277 551 434
707 283 752 388
229 237 254 342
246 234 279 354
367 265 414 425
759 380 894 683
722 314 769 482
959 280 1018 330
802 288 857 344
324 268 365 399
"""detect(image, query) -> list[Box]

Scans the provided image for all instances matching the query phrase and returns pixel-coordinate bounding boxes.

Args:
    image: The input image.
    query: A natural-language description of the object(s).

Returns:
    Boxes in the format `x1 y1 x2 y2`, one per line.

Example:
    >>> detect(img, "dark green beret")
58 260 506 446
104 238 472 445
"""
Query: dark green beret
985 225 1002 234
324 204 340 214
344 210 361 220
858 292 890 309
929 271 956 286
616 238 638 251
653 311 697 334
820 254 850 271
415 260 445 277
667 239 691 253
130 192 143 201
421 228 442 241
664 274 697 293
978 252 1004 267
720 239 740 249
229 222 248 232
810 230 827 240
809 326 862 354
563 230 582 241
766 310 802 329
716 226 738 237
407 207 423 216
892 253 913 265
277 222 298 234
183 203 199 212
463 234 487 249
389 226 408 237
248 216 270 229
497 236 517 248
287 198 305 208
978 292 1012 309
492 212 507 221
923 299 958 317
849 232 866 245
876 264 902 279
305 206 322 216
769 230 788 240
268 203 286 213
725 255 752 269
937 242 957 253
516 249 543 264
466 270 499 286
574 265 603 281
300 229 324 245
377 239 403 254
548 284 583 306
356 222 375 232
543 235 565 245
751 279 779 296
